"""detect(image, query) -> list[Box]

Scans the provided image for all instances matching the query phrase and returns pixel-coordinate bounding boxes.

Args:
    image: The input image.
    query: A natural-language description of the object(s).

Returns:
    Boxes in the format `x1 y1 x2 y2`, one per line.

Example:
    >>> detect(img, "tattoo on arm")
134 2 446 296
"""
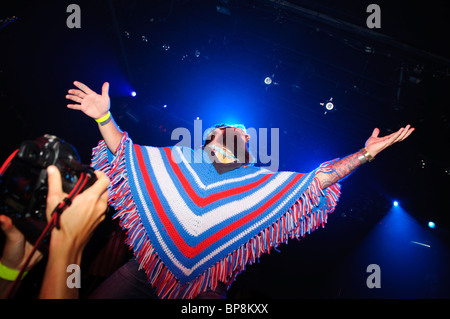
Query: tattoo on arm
316 151 363 189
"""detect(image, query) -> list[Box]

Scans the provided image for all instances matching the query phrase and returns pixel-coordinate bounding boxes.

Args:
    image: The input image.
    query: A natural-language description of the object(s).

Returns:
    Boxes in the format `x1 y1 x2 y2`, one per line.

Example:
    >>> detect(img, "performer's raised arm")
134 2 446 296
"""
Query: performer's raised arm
66 81 123 154
315 125 414 189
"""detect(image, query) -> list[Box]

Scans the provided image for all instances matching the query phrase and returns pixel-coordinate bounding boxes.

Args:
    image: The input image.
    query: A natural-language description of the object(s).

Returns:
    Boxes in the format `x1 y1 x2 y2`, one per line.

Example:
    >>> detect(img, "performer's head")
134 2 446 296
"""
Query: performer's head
203 123 252 163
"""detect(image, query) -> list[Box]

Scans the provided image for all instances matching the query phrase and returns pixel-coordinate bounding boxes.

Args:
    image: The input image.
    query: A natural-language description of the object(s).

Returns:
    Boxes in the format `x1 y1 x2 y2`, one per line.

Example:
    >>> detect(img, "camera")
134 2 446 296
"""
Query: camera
0 134 97 245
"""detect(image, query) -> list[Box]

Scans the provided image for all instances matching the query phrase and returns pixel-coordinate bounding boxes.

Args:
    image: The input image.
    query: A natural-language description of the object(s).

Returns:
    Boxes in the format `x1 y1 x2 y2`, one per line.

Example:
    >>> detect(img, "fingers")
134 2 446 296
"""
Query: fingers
402 127 415 141
46 166 67 219
78 171 110 212
88 170 110 195
393 125 414 144
66 94 83 104
0 214 24 244
73 81 94 94
67 89 86 98
67 104 82 110
66 86 87 109
371 128 380 138
101 82 109 97
0 214 13 232
385 127 405 146
393 125 408 143
89 171 110 215
398 125 414 142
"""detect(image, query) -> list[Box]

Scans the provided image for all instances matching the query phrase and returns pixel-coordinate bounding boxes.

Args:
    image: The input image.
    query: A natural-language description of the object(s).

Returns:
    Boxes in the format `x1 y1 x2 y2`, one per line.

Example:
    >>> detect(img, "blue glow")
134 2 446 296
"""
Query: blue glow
340 205 447 298
131 91 137 97
393 200 399 207
428 221 435 229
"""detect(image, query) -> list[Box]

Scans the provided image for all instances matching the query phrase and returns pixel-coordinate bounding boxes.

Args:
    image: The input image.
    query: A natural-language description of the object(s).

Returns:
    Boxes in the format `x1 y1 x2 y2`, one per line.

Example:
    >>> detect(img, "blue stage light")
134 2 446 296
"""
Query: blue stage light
131 91 137 97
264 77 272 85
393 201 399 207
428 221 435 229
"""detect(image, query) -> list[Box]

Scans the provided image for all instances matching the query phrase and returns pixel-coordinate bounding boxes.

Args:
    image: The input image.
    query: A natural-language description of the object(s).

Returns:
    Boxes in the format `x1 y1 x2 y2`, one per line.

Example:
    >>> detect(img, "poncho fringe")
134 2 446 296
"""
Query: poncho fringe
91 133 341 299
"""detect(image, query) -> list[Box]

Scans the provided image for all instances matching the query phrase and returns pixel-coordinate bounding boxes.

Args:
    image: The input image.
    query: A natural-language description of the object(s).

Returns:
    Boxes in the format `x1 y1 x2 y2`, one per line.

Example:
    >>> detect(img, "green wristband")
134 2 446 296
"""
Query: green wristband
0 261 27 281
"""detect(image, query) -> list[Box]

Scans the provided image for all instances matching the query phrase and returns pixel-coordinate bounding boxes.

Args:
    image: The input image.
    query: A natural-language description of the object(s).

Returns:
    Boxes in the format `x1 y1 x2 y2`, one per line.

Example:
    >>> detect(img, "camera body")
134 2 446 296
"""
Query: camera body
0 134 97 245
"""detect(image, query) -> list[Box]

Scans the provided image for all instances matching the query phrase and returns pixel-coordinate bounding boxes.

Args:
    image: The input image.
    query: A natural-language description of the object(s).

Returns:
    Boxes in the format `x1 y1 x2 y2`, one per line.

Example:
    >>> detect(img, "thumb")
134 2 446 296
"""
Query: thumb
371 128 380 138
0 214 23 243
0 214 13 233
101 82 110 97
46 165 66 220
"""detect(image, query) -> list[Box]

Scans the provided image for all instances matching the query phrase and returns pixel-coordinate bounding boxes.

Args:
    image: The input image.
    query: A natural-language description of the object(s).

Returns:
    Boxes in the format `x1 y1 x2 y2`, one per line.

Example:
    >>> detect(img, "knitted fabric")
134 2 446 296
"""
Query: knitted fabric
91 132 341 299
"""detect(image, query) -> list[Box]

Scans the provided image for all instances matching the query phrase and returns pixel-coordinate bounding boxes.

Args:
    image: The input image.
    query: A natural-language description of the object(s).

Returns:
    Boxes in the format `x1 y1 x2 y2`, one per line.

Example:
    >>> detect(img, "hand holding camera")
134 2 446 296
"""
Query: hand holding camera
0 135 110 298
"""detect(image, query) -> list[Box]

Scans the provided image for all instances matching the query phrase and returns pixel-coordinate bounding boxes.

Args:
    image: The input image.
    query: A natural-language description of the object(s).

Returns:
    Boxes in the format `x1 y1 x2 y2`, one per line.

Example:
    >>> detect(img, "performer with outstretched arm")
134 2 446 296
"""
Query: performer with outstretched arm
66 81 414 299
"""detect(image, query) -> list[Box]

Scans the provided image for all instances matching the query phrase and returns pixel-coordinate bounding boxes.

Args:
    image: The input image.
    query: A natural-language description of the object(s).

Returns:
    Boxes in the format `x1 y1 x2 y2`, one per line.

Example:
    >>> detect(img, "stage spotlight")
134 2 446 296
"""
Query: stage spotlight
264 76 272 85
131 91 137 97
393 200 399 207
428 221 435 229
320 97 336 114
163 104 167 108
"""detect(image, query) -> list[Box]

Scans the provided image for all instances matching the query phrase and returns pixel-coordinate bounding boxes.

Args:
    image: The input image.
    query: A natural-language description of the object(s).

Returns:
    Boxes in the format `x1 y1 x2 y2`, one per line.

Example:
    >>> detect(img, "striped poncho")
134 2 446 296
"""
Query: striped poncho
91 132 341 299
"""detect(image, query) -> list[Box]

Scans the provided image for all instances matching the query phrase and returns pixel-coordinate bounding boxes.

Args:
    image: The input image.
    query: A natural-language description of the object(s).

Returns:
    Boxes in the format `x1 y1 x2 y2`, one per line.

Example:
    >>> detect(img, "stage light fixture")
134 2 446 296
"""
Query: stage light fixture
428 221 435 229
131 91 137 97
264 76 272 85
320 97 335 114
393 200 399 207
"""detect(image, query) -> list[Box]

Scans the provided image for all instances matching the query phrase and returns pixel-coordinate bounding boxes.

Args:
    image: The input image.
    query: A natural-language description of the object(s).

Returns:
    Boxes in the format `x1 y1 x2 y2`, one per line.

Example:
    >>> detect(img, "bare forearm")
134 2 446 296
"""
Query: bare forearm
98 112 124 155
39 241 82 299
316 150 365 189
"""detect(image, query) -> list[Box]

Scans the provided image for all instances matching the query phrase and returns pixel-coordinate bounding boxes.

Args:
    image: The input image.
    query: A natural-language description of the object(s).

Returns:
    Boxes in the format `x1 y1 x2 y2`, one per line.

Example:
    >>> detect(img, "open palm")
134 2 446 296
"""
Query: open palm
66 81 110 119
365 124 415 158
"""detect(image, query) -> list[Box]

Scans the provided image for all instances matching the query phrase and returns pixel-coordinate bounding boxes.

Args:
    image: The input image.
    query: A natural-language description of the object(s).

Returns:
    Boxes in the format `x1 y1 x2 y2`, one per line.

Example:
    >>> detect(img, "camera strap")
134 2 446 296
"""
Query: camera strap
0 149 19 175
51 171 90 229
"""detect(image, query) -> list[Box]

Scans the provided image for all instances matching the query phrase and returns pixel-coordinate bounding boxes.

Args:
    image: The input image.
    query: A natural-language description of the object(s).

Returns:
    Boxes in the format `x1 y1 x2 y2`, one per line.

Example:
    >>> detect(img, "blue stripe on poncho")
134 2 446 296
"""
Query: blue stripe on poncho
91 132 341 299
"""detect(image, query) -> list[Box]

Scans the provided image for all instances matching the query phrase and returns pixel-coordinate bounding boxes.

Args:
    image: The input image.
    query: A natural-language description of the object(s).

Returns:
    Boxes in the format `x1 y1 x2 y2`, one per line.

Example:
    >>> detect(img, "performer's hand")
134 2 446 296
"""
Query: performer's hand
66 81 110 120
364 124 415 158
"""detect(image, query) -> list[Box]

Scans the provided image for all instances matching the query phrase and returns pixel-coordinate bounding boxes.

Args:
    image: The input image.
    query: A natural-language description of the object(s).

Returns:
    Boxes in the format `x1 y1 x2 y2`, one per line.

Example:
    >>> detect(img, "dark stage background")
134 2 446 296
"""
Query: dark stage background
0 0 449 298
